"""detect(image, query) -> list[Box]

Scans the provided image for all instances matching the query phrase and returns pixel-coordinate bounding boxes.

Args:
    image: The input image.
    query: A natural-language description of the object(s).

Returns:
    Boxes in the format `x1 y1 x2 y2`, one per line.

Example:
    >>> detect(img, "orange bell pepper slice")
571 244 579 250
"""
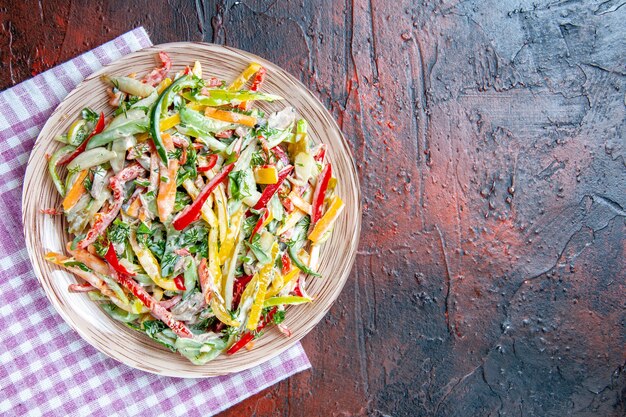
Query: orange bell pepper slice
204 107 257 127
157 133 179 222
246 242 278 330
228 62 262 91
308 195 344 243
62 169 88 211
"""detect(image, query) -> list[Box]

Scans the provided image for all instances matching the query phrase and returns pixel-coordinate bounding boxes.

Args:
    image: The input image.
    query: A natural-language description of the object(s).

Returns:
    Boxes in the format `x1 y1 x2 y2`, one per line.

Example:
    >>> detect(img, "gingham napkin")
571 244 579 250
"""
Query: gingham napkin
0 27 310 417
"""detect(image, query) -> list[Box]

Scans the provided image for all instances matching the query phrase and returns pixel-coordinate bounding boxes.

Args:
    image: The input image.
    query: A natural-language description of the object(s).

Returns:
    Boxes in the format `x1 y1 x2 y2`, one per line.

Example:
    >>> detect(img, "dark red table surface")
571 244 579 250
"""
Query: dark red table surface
2 1 624 416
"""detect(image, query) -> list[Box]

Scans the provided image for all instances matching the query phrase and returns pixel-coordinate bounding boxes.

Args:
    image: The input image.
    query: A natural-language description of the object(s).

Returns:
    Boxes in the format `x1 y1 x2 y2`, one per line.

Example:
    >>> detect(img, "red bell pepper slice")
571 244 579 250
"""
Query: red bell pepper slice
227 333 254 355
232 274 254 309
232 137 243 156
227 307 277 355
173 275 186 291
270 144 290 166
282 197 295 213
251 165 293 211
281 252 291 275
249 208 269 242
104 241 136 276
215 130 234 139
314 144 327 162
238 68 267 111
310 163 332 224
68 283 96 292
172 162 235 230
293 282 304 297
197 154 218 172
143 52 172 86
250 67 266 91
59 112 106 165
116 272 193 338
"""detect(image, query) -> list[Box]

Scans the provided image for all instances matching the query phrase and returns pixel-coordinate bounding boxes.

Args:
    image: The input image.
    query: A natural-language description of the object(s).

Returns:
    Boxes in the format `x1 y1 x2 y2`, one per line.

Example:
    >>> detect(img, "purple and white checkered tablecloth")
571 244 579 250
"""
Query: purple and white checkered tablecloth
0 27 310 417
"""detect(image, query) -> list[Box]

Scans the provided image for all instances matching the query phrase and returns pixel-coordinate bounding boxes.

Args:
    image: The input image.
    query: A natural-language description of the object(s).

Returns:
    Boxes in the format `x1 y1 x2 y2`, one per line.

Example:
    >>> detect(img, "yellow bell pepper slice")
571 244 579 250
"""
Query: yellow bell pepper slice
211 297 239 327
43 252 68 267
186 102 205 112
265 266 300 299
262 209 274 228
192 61 202 78
128 230 178 291
237 273 259 324
159 113 180 132
222 224 245 307
218 206 245 265
129 299 149 314
108 296 147 314
204 107 257 127
268 271 283 297
254 165 278 184
228 62 262 90
199 258 239 327
62 169 88 211
276 208 306 236
246 242 278 330
156 77 172 94
245 269 274 330
288 192 312 214
213 181 229 244
208 226 222 292
308 196 344 243
263 295 312 308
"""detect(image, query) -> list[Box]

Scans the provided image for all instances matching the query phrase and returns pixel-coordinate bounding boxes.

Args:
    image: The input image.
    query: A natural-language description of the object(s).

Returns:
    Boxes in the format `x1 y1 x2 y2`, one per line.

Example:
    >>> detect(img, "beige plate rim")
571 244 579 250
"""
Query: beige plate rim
22 42 361 378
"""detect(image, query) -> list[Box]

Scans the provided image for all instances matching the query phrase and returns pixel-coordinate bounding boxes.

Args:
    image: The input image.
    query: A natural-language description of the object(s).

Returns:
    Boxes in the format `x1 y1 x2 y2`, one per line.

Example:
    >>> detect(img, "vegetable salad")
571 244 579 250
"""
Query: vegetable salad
44 53 344 364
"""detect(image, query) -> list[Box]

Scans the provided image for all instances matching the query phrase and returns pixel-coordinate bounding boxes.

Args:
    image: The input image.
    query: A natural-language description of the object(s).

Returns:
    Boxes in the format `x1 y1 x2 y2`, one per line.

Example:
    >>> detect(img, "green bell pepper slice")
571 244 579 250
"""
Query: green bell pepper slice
48 145 75 196
150 75 202 164
287 245 321 277
182 89 282 107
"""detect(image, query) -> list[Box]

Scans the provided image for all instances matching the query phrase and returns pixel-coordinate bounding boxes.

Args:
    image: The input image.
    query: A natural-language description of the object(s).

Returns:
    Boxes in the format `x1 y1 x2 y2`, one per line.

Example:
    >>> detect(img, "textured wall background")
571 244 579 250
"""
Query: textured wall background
1 1 624 416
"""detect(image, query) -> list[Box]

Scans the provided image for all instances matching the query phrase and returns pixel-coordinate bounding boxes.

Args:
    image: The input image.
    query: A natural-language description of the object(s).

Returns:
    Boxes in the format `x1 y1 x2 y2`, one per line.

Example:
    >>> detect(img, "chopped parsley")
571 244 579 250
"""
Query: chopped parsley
136 222 152 246
134 178 151 187
63 261 92 272
250 150 266 167
228 170 253 201
272 310 286 325
168 148 183 160
174 191 192 212
107 219 130 244
81 107 99 123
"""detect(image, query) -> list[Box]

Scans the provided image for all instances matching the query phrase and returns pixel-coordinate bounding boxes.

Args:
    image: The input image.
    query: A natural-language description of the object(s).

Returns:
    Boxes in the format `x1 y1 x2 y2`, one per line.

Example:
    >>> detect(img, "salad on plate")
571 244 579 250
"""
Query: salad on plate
43 52 344 364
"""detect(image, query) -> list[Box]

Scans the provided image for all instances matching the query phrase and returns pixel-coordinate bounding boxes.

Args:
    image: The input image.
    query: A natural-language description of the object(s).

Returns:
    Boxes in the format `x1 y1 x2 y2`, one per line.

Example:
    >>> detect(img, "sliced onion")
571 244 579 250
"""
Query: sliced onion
268 107 296 130
67 148 117 172
102 75 156 97
294 152 316 184
110 135 137 173
89 166 109 199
